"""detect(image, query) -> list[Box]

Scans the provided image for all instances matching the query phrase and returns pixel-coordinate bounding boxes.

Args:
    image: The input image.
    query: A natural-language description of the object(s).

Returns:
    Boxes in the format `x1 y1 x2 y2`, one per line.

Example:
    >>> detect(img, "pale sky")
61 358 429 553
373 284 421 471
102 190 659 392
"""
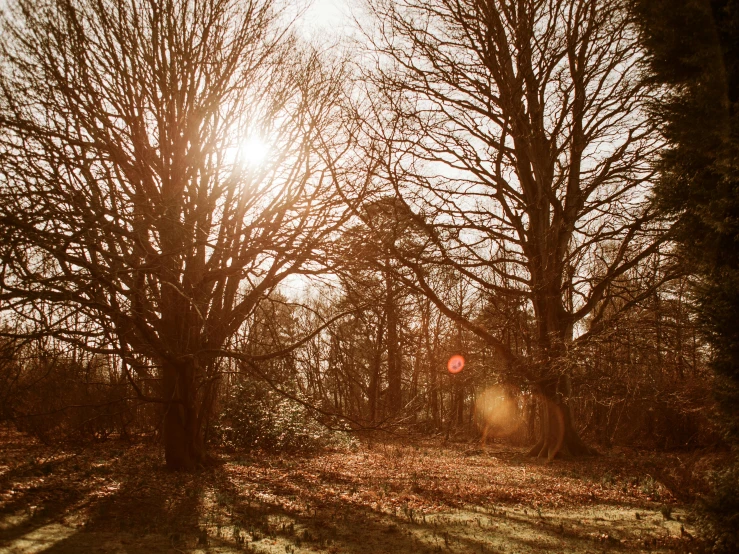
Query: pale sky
298 0 358 39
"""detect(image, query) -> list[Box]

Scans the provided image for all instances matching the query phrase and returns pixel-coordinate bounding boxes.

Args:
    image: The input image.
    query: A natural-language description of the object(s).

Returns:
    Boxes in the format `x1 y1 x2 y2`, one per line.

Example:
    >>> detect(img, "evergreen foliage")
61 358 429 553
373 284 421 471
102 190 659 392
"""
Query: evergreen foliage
214 380 349 453
635 0 739 443
635 0 739 550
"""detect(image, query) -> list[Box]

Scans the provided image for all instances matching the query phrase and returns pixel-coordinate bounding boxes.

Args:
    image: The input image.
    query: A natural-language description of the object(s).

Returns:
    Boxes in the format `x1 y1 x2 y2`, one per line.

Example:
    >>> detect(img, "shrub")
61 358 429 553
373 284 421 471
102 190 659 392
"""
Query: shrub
699 461 739 554
213 380 350 453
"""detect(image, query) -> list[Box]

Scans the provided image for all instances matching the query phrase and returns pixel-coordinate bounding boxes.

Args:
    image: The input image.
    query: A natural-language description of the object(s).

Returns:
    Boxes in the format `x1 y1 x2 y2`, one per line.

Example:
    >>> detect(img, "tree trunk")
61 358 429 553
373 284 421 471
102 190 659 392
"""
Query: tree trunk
455 378 464 426
430 363 440 429
162 362 206 471
525 395 537 444
527 378 596 460
386 273 401 414
369 320 385 423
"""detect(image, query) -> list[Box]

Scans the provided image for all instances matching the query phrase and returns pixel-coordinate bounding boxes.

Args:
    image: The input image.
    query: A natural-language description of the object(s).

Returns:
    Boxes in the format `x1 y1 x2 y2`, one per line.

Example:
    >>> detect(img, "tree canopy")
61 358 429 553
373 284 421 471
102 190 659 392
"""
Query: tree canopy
0 0 349 469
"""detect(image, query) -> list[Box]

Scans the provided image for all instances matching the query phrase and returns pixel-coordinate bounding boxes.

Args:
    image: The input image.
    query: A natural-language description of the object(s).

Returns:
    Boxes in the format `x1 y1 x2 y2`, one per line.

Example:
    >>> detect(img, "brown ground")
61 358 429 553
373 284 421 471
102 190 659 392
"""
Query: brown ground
0 427 717 553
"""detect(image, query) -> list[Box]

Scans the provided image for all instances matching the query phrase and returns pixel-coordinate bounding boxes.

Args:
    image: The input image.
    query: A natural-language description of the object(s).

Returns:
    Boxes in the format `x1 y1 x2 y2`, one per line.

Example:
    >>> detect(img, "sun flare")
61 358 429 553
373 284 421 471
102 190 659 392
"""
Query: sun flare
239 136 270 168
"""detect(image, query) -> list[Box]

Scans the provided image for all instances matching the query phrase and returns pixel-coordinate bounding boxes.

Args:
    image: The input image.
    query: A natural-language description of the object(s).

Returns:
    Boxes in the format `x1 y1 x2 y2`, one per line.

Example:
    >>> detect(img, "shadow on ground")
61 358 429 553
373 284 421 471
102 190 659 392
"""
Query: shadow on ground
0 438 701 553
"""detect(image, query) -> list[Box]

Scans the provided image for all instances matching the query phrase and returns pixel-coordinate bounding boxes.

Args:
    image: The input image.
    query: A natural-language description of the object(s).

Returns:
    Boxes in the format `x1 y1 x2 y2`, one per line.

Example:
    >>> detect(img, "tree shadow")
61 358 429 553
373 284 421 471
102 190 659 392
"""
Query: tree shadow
190 453 683 554
0 443 207 552
0 442 697 553
0 446 97 548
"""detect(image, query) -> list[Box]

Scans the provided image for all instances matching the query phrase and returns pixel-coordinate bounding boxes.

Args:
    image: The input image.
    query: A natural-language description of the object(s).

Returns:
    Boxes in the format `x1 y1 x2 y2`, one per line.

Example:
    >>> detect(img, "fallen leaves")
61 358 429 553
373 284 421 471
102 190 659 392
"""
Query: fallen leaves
0 427 717 553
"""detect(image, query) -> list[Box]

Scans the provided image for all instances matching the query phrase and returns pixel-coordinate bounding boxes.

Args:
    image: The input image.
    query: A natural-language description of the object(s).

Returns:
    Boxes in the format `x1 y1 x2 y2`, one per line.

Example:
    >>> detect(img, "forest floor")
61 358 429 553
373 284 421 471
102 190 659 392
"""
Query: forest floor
0 427 722 554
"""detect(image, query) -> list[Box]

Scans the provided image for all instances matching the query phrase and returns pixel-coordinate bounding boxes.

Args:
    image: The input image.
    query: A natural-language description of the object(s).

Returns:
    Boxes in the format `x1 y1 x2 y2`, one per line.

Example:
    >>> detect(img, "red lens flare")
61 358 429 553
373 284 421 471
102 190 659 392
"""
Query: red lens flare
447 354 465 374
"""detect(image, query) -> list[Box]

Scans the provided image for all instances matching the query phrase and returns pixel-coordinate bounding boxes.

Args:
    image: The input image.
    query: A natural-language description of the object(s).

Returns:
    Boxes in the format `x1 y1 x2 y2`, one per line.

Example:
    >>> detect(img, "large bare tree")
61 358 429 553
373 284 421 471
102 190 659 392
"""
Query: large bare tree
354 0 673 457
0 0 349 469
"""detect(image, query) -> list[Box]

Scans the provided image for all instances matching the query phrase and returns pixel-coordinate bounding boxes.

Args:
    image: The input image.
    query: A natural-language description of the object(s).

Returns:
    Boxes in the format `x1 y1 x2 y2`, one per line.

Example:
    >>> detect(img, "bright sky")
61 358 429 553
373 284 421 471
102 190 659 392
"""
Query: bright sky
298 0 358 39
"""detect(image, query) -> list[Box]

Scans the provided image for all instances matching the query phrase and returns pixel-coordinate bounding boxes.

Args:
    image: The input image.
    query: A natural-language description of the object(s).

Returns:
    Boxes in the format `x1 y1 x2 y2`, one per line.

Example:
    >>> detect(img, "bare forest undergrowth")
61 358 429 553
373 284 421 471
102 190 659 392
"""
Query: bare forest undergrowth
0 427 722 554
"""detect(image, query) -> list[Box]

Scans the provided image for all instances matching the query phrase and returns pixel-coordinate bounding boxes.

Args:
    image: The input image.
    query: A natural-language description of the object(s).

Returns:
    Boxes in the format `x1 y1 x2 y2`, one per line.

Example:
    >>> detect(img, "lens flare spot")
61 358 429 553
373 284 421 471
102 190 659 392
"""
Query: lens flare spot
475 385 521 440
447 354 465 374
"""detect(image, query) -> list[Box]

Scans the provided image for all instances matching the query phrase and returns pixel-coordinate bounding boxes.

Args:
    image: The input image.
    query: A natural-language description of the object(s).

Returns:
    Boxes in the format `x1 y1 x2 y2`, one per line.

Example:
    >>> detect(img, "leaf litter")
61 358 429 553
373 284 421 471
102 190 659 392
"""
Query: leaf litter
0 427 717 553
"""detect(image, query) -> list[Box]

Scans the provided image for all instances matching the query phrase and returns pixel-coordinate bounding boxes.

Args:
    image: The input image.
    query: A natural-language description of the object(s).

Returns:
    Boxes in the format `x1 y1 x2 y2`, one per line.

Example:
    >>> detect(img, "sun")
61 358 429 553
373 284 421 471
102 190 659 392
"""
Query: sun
239 136 270 168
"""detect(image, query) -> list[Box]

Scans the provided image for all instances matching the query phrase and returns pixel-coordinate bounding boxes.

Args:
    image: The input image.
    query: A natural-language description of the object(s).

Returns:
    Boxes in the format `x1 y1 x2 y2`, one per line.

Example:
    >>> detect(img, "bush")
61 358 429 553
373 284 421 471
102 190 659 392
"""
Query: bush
699 461 739 554
213 380 351 453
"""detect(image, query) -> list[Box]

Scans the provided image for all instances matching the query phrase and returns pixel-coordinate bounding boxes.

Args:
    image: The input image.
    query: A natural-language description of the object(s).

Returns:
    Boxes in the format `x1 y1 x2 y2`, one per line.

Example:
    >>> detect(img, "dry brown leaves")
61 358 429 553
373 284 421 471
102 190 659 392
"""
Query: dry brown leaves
0 427 721 553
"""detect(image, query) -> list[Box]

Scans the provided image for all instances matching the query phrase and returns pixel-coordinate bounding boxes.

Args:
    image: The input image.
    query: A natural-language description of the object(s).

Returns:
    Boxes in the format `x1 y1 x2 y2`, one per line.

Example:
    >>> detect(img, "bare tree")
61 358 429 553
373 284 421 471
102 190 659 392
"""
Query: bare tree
0 0 349 469
354 0 673 457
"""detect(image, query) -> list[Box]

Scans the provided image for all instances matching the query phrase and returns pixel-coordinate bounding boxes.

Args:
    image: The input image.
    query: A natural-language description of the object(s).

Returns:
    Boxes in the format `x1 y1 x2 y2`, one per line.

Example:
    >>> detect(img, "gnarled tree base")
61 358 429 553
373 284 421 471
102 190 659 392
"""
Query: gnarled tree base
528 398 598 460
